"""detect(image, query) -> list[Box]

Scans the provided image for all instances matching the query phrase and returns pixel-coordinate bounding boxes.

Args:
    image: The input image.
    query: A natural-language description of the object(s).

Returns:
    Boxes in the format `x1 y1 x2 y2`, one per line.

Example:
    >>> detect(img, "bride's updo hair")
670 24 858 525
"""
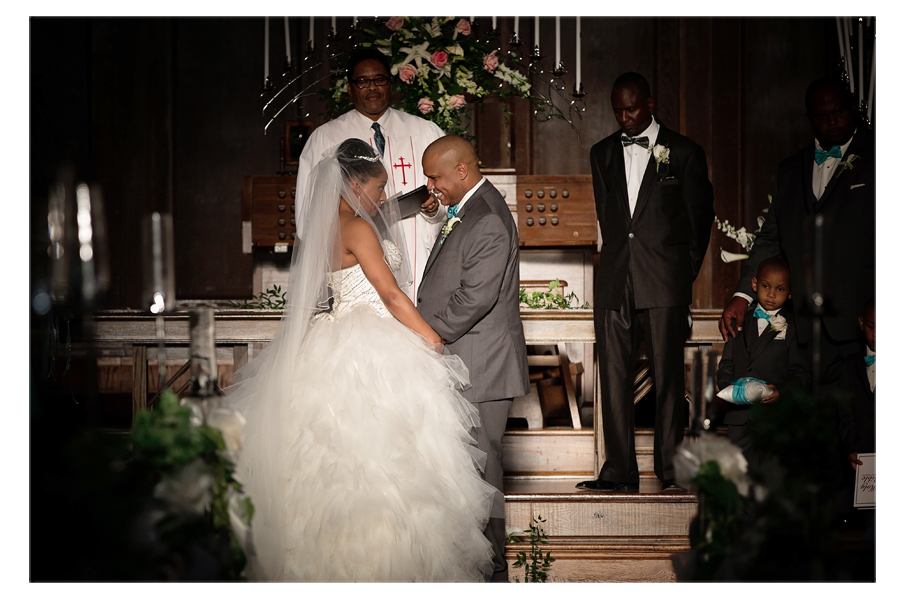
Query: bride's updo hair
338 138 385 182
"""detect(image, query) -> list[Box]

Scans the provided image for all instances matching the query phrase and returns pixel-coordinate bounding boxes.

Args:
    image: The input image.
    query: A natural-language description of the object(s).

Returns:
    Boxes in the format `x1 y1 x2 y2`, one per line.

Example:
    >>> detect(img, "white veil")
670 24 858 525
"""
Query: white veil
224 139 412 581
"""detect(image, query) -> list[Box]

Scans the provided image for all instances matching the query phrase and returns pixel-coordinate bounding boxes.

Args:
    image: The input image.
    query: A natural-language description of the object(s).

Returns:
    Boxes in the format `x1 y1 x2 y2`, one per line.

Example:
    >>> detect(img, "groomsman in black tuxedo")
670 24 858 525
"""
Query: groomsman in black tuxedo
719 77 875 384
578 72 715 492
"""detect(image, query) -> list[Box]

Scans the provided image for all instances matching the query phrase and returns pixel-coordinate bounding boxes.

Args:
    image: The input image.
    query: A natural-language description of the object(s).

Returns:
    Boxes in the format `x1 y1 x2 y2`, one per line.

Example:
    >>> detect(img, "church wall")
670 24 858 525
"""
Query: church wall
30 17 840 310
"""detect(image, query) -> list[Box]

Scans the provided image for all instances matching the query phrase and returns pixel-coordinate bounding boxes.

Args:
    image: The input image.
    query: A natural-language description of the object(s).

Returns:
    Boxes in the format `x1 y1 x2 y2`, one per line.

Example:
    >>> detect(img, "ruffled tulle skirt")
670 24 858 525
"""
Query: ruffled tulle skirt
234 303 495 582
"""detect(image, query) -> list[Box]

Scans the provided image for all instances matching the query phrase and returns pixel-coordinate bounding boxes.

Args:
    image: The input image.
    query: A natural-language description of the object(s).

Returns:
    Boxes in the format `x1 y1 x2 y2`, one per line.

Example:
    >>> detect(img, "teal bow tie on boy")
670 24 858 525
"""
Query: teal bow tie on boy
753 306 771 321
864 354 875 367
447 204 460 219
814 145 842 165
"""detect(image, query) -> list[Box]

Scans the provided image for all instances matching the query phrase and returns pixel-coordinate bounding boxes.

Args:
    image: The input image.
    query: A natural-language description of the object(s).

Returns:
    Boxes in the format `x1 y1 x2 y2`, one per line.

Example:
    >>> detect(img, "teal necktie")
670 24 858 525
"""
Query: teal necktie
447 204 460 219
814 146 841 165
864 354 875 367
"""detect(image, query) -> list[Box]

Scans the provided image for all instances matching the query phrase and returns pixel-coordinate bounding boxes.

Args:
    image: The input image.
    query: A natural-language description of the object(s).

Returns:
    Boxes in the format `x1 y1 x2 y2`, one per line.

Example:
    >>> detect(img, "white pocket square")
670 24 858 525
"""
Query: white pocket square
851 183 866 189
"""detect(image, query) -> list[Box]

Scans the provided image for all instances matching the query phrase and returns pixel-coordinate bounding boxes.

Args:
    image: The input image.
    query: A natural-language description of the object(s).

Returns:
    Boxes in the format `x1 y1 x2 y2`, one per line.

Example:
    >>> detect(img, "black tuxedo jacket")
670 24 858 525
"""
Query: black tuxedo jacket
590 123 715 310
716 304 811 425
736 129 875 343
837 351 875 455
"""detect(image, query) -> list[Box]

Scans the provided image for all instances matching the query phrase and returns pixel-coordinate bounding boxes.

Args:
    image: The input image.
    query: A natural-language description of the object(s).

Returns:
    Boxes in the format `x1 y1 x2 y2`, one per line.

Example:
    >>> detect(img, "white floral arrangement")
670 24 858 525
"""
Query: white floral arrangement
715 194 771 258
768 313 788 339
325 17 533 136
651 143 670 172
441 216 461 243
835 153 859 180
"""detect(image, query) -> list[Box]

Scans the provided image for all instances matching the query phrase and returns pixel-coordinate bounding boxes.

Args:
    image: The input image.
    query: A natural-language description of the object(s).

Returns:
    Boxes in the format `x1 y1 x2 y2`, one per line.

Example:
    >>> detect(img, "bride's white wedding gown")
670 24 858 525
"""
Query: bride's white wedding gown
244 241 496 582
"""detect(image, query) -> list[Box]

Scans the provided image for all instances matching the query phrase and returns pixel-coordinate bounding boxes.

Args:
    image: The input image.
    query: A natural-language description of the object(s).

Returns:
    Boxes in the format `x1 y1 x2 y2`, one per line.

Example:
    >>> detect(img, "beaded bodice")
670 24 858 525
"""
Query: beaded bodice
329 240 403 317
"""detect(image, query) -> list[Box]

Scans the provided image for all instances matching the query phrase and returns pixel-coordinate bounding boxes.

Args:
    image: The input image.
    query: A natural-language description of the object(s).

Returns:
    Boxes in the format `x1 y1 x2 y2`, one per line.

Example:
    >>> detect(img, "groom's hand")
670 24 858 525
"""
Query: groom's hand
420 194 440 216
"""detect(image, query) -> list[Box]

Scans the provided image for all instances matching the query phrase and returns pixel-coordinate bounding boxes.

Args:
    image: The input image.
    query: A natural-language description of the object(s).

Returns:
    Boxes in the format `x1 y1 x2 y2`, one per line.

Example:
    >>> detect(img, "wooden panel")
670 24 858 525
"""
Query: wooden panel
247 175 298 247
508 500 695 537
517 176 597 247
509 557 678 583
502 430 595 476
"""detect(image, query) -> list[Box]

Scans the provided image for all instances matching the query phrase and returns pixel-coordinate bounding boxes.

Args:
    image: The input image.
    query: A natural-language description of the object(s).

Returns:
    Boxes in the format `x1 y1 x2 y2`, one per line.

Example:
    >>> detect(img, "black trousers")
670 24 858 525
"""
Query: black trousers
595 271 689 484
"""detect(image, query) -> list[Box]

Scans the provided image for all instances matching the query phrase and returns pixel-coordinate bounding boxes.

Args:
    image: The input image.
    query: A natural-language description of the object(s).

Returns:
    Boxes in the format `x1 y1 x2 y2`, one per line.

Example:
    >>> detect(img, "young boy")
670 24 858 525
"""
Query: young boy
717 257 811 469
838 298 875 471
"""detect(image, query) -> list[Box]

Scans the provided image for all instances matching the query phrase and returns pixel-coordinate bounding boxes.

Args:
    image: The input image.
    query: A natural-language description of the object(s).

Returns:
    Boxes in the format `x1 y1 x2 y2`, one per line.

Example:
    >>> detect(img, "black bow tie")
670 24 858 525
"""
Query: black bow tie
621 135 650 149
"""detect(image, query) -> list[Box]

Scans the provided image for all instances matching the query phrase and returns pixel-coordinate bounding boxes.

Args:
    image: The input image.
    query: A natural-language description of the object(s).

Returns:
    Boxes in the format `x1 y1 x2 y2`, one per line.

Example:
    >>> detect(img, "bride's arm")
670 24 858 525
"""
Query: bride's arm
344 219 442 345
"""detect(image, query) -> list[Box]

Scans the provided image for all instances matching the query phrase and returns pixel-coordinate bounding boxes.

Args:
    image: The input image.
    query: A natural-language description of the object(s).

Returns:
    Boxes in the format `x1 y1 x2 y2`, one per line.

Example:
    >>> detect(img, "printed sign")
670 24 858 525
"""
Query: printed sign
853 453 875 509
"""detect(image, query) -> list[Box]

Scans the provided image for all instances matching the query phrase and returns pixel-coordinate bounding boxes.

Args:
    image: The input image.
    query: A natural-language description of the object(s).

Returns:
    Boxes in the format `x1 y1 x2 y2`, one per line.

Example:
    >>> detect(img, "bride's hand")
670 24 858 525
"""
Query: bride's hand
427 340 444 354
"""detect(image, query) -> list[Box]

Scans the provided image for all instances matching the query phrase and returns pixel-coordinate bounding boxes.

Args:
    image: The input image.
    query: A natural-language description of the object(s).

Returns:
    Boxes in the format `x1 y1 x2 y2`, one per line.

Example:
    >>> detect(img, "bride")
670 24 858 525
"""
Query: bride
225 139 496 582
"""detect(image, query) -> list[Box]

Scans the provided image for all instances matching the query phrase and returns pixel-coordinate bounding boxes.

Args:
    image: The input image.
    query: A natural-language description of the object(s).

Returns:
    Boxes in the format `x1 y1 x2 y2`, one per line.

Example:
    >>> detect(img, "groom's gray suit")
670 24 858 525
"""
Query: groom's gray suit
417 177 529 582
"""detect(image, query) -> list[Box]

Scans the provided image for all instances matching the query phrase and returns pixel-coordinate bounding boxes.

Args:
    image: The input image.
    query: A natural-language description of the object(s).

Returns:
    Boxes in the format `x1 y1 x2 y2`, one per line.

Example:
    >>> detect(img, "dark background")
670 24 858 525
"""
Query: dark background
30 16 853 310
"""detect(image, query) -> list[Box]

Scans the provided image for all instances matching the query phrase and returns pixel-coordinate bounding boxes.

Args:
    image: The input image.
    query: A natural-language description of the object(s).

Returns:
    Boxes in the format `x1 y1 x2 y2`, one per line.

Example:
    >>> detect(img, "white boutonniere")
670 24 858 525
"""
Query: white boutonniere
769 314 788 340
441 216 461 244
651 144 670 172
834 154 859 180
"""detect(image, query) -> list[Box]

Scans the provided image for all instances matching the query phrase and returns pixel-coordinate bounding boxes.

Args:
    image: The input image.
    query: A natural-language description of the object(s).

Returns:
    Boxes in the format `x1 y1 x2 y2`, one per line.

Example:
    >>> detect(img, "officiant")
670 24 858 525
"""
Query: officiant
294 48 447 301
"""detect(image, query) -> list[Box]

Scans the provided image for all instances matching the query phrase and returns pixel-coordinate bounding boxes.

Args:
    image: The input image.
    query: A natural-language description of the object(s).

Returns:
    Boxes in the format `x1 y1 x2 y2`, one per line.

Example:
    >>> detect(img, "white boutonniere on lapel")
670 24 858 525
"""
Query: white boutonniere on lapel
651 144 670 173
440 217 461 244
834 154 859 180
768 314 788 340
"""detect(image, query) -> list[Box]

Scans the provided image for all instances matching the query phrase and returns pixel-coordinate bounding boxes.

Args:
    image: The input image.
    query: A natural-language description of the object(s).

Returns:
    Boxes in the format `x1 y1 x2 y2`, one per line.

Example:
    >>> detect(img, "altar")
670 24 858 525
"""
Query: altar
85 307 723 475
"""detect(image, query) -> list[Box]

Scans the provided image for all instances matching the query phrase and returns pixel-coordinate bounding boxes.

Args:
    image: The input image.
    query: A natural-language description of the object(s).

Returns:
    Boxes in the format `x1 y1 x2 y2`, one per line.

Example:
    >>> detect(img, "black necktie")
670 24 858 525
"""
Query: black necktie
621 135 650 149
372 122 386 156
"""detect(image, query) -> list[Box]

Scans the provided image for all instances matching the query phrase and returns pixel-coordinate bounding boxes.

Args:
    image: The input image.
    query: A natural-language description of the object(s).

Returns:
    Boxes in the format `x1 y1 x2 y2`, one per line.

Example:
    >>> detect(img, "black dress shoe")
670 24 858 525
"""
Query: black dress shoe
576 479 639 492
661 480 686 492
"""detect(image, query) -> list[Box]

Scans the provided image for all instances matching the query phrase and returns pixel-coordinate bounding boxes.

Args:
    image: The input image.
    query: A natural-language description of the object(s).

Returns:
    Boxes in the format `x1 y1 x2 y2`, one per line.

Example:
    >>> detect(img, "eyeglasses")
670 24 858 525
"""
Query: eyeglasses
350 76 390 89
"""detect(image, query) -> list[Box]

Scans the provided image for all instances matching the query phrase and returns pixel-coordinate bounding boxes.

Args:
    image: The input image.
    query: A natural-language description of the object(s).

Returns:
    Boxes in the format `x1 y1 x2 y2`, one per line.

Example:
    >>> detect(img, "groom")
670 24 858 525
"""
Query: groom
417 135 530 582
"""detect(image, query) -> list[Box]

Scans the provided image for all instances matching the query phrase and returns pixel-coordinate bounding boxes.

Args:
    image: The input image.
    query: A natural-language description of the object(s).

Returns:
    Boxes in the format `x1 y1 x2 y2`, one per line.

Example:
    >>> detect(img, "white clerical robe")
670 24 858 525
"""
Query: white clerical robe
295 108 446 302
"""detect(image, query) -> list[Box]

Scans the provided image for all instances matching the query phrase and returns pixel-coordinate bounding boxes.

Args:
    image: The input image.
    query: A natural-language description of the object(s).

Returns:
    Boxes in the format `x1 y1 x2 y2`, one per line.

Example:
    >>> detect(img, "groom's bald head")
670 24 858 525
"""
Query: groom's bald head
422 136 483 206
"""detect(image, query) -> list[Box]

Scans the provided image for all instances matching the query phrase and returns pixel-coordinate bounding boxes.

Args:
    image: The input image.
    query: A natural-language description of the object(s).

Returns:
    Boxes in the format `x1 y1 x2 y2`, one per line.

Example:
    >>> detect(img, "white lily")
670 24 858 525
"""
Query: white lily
398 41 431 69
720 249 749 263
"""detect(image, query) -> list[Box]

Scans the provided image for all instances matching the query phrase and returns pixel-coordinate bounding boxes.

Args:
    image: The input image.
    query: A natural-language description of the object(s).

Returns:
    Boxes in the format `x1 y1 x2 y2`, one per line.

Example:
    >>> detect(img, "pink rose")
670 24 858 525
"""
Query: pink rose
385 17 404 31
430 50 449 68
417 98 434 114
483 49 499 74
398 64 417 84
456 19 471 36
448 94 467 110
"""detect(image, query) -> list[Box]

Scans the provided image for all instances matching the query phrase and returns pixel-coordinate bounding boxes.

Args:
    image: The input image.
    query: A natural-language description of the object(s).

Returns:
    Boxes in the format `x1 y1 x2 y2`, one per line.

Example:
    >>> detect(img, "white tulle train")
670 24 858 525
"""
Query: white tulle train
231 290 495 581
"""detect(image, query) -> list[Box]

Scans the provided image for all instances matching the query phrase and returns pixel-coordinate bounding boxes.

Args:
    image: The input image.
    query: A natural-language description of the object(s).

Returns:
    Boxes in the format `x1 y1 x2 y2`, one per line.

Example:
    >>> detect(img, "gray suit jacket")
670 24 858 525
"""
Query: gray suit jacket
417 179 530 404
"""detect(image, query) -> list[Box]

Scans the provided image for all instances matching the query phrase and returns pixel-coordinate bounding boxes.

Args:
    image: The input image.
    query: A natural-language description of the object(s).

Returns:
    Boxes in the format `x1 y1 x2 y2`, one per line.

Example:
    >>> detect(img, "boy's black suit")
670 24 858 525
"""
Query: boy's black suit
717 304 810 467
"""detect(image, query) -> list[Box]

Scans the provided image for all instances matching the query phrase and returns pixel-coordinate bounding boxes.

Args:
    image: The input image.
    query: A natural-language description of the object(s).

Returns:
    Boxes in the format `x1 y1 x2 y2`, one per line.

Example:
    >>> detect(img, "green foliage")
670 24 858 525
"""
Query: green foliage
689 461 749 580
519 279 590 310
130 390 253 581
231 285 286 310
684 388 858 581
511 515 555 582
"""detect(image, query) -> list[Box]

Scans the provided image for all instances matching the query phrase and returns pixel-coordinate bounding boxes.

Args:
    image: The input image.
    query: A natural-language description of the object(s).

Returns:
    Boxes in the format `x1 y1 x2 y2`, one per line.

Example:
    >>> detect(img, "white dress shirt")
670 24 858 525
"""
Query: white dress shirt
452 176 487 216
812 133 854 200
622 116 660 216
865 345 875 392
295 108 446 302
